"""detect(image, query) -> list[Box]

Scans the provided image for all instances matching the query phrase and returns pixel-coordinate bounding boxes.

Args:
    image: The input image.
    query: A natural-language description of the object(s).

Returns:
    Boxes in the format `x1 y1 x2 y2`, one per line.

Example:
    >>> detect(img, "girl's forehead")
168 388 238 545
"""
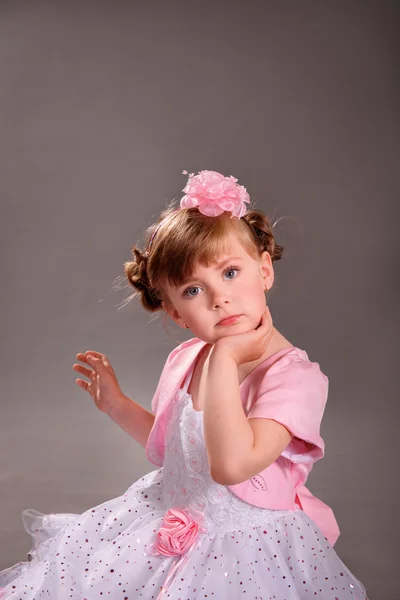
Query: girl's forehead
185 247 252 280
208 233 249 260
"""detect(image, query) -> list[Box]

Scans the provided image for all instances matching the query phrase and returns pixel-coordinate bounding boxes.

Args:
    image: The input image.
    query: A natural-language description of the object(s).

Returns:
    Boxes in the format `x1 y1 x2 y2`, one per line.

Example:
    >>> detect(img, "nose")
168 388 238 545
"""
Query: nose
209 286 231 309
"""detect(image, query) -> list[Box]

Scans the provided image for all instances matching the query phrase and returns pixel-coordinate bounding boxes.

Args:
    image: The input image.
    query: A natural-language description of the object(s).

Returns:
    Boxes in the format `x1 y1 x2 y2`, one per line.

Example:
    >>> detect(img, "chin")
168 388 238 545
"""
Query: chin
215 321 253 338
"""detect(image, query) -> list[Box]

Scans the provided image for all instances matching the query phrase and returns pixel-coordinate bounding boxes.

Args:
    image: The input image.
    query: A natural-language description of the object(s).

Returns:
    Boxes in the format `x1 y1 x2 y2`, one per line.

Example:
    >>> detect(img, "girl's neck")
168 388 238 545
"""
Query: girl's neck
236 327 294 381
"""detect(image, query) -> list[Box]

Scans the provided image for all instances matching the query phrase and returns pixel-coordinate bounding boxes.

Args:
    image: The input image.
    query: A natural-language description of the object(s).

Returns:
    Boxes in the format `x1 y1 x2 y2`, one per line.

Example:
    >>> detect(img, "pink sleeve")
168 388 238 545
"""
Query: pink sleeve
247 356 329 464
150 338 202 414
150 345 181 414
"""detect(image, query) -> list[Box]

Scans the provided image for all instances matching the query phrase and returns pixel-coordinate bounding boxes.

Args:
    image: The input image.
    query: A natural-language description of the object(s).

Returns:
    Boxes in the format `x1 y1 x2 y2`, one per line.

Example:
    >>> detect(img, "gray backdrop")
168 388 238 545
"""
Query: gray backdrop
0 2 398 599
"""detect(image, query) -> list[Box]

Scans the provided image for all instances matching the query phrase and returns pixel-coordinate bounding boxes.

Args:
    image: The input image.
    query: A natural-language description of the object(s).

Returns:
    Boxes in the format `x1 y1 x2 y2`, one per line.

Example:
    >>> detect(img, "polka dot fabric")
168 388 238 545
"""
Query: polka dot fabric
0 383 369 599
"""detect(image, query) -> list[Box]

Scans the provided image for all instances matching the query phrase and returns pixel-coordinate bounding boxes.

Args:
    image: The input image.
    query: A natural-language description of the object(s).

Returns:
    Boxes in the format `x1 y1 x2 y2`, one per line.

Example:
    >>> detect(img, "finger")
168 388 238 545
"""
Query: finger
86 355 106 370
84 351 104 359
76 352 103 366
261 315 273 337
256 309 268 329
75 379 90 391
262 305 272 323
72 364 93 379
257 307 272 331
85 351 111 368
76 353 90 363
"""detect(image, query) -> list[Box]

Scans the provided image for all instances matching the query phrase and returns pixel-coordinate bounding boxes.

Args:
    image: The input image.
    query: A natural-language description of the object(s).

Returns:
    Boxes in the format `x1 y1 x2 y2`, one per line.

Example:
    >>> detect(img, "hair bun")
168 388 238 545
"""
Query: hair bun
244 210 284 262
123 247 163 312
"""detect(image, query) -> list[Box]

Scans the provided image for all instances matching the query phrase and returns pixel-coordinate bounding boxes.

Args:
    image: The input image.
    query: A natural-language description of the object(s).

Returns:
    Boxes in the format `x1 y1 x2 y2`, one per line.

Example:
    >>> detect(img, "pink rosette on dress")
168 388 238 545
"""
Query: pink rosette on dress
147 507 205 557
181 169 250 218
145 507 206 598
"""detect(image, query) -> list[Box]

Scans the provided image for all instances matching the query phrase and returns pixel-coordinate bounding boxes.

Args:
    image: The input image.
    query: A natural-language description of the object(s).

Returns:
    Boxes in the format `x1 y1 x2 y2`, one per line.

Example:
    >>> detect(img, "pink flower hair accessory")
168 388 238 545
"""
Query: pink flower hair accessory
144 169 250 257
181 169 250 218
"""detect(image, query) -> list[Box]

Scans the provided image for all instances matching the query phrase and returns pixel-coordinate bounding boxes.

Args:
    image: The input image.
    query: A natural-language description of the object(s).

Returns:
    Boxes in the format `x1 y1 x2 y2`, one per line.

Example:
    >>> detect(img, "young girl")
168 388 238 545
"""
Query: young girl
0 170 368 599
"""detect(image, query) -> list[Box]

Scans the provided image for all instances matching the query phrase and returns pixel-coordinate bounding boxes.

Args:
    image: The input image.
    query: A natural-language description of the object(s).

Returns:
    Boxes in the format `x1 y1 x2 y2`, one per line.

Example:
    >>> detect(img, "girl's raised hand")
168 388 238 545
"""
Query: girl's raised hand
214 305 275 366
72 351 124 414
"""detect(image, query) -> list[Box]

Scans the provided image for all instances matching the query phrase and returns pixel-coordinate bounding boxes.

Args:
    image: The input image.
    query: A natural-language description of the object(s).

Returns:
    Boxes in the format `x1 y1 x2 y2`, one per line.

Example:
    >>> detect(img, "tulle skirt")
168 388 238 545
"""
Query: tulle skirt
0 469 369 599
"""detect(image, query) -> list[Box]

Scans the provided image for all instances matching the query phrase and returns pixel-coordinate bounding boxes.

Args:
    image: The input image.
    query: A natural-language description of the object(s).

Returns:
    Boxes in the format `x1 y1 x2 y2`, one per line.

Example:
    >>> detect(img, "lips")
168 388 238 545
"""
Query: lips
217 314 242 326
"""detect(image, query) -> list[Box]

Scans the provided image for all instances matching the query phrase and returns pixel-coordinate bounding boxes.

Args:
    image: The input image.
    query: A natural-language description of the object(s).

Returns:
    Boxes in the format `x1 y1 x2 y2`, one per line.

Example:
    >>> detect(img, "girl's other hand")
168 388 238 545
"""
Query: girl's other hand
72 351 124 414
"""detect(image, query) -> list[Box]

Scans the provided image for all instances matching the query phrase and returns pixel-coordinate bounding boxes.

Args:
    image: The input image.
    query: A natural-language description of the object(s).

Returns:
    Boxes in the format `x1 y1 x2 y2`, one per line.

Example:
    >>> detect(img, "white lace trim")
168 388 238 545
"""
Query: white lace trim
162 389 290 534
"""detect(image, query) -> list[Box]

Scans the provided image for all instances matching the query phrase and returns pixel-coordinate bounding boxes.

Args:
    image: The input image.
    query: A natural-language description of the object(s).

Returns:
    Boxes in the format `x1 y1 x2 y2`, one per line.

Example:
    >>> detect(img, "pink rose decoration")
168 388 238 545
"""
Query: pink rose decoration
151 508 203 557
145 507 206 598
181 170 250 218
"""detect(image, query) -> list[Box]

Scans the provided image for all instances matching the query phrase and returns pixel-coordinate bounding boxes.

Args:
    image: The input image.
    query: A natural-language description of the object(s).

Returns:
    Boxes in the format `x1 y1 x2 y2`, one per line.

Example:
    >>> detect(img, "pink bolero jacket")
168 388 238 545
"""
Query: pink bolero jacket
146 337 340 546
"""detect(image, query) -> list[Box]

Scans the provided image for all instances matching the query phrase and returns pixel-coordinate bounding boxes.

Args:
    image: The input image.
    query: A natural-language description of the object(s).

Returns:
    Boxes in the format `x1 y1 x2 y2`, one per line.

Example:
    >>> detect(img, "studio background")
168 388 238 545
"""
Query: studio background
0 2 398 599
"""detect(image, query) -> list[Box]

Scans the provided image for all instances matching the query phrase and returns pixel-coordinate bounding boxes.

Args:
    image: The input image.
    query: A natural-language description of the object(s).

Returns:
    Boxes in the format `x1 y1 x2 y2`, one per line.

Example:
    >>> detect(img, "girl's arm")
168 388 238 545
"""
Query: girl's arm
203 346 292 485
105 395 155 448
203 346 254 482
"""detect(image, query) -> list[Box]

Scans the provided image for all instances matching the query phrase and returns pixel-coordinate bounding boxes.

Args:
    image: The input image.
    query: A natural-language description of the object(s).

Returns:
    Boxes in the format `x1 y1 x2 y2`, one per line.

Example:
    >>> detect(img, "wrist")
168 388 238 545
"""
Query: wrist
210 343 239 367
105 392 128 417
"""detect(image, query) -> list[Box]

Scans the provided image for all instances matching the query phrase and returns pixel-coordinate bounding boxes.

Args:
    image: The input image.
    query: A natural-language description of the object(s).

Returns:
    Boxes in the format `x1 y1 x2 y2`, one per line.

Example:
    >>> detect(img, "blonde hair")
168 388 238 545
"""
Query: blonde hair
123 202 284 313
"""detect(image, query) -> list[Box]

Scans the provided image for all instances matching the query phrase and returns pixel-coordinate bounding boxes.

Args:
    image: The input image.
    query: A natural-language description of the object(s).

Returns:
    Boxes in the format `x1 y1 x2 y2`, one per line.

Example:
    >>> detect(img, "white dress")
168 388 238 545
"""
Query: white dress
0 370 369 599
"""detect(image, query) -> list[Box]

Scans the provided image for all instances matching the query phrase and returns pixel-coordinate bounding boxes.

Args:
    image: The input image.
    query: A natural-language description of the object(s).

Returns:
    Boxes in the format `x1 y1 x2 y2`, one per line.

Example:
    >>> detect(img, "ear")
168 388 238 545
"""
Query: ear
259 250 274 290
162 301 187 329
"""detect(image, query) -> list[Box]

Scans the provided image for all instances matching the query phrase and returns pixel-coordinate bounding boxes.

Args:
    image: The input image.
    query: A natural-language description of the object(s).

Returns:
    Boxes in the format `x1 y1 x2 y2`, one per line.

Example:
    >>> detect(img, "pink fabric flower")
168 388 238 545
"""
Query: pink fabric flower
155 508 200 556
180 170 250 218
150 507 204 557
144 508 206 599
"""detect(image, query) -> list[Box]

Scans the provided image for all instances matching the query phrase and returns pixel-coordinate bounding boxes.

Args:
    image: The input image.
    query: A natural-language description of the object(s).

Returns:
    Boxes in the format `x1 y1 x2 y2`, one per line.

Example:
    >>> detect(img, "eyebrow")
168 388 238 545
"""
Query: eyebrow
180 256 244 287
214 256 243 268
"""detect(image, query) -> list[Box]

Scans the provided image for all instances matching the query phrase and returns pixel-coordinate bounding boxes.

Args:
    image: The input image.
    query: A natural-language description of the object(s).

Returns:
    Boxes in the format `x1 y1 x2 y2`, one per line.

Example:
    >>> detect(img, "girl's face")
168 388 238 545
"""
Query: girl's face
163 230 274 344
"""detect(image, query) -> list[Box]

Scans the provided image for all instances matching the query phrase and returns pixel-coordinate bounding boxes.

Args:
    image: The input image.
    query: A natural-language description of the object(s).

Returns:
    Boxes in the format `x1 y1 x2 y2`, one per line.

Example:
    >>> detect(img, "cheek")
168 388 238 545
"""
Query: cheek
185 307 206 328
245 282 266 309
246 279 264 298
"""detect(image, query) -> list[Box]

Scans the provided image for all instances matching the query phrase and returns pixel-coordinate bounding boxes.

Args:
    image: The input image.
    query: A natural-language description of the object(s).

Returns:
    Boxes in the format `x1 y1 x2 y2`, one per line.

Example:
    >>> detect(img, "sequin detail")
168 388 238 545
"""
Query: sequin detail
0 387 369 599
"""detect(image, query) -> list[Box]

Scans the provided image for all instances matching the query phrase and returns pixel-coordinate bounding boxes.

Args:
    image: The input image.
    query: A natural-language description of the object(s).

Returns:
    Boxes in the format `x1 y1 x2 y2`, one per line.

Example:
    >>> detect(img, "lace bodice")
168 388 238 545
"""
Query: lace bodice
161 374 288 534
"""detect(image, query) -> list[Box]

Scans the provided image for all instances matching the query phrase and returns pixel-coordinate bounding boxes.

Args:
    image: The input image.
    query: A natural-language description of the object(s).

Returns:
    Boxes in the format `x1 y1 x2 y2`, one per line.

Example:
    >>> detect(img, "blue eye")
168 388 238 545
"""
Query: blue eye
182 265 240 299
184 287 201 298
224 267 239 279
